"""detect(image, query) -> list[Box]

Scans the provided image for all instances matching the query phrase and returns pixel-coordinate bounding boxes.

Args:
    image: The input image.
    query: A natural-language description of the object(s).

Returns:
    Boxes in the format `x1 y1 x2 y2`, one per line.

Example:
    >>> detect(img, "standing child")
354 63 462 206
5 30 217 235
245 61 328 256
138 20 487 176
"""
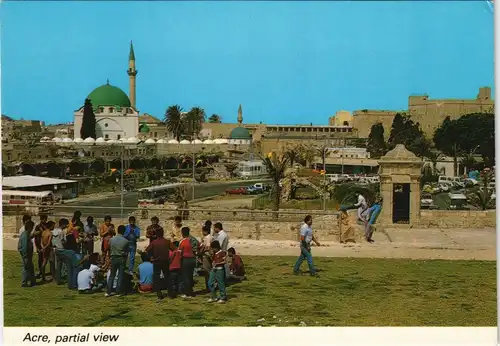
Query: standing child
99 216 115 260
199 225 213 291
207 240 227 303
40 221 55 281
18 221 36 287
169 245 182 293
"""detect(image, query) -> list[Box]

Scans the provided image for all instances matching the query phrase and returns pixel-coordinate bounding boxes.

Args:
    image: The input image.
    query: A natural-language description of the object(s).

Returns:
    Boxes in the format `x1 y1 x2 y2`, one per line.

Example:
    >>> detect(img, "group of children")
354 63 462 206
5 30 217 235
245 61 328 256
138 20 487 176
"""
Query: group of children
17 213 246 304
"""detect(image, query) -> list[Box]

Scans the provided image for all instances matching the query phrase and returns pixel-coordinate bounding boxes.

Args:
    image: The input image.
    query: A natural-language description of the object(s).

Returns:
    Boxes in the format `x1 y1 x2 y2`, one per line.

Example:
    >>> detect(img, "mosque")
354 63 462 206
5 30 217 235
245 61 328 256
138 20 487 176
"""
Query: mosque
73 43 140 141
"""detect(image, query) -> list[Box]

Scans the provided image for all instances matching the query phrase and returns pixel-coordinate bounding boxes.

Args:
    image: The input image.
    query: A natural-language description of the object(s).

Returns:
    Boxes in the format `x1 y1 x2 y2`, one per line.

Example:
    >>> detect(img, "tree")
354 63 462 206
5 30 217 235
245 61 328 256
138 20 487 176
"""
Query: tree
185 107 206 138
424 151 444 176
315 144 330 169
208 114 222 123
434 116 465 176
262 153 290 211
388 113 429 157
468 169 495 210
164 105 184 141
81 98 96 139
367 122 386 158
460 153 477 174
387 113 406 148
285 144 303 167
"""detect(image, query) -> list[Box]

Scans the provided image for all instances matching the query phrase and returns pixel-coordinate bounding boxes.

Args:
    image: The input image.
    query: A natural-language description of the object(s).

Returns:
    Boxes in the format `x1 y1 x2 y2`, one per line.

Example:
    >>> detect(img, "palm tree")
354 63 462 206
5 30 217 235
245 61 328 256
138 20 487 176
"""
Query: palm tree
468 169 495 210
315 144 330 170
460 153 477 174
302 145 316 168
285 144 303 167
424 151 444 175
164 105 184 141
262 153 290 211
185 107 206 139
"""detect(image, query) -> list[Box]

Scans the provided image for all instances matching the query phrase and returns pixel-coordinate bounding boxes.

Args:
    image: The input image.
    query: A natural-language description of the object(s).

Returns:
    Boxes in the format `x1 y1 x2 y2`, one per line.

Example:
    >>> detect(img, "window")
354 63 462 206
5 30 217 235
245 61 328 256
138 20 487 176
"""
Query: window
104 123 108 128
105 134 109 139
99 107 104 113
109 107 114 113
117 135 121 140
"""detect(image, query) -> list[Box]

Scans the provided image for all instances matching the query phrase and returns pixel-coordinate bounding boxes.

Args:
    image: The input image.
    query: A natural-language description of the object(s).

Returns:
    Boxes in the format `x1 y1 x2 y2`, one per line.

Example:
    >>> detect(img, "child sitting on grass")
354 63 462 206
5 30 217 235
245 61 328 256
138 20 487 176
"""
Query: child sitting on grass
228 247 246 282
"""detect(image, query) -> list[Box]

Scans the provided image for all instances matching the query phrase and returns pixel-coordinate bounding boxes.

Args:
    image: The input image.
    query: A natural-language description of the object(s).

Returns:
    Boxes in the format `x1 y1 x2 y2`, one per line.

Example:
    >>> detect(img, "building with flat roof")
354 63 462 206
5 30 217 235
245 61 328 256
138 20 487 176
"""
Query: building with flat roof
2 175 79 200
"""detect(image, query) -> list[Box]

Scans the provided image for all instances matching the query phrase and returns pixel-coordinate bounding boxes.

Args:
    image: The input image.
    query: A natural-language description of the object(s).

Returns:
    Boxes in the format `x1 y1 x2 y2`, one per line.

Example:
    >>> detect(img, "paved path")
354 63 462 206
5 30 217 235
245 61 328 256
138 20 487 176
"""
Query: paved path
3 227 495 261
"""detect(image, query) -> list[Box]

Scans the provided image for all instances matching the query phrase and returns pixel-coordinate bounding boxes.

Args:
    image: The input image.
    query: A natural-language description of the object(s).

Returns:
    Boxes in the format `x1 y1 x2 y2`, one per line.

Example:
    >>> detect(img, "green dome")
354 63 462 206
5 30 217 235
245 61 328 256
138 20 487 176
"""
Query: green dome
87 83 131 110
230 127 251 139
139 123 150 133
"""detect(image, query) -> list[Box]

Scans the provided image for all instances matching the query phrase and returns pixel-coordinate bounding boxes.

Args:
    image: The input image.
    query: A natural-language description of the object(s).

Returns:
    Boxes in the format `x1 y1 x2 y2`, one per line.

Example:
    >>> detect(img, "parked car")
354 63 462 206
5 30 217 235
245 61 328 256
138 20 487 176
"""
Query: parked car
226 187 247 195
448 193 469 210
420 193 438 210
246 186 260 195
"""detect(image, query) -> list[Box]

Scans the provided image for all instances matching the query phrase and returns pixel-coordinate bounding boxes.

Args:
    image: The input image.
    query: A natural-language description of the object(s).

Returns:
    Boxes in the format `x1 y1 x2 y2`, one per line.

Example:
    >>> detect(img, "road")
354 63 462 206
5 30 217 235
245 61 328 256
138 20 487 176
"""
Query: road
53 179 268 217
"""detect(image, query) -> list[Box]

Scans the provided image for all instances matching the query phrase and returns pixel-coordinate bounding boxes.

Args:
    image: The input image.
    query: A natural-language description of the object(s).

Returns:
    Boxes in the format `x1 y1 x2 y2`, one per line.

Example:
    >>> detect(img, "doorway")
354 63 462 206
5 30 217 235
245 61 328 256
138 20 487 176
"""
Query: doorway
392 183 410 224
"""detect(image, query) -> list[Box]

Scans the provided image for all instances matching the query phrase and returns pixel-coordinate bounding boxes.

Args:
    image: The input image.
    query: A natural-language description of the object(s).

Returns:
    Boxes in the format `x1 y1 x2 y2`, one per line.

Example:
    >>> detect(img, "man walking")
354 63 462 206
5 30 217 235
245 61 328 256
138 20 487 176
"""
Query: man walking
293 215 320 276
124 216 140 274
106 225 129 297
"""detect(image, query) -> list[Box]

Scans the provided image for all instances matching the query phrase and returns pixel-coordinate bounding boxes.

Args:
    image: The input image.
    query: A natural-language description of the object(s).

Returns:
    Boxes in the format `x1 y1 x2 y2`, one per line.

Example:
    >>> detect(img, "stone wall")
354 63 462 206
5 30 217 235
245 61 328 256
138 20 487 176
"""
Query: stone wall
416 210 496 228
2 213 360 242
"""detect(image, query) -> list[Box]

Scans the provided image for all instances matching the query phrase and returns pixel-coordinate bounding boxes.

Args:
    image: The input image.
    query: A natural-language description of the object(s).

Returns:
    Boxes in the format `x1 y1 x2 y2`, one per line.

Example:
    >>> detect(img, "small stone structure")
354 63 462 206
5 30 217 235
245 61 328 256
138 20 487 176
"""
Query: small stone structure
378 144 423 226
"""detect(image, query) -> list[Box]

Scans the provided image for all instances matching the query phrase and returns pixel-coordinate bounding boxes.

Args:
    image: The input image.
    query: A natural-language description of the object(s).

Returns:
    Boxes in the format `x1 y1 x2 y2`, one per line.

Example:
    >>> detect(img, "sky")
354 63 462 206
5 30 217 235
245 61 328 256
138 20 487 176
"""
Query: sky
1 1 494 125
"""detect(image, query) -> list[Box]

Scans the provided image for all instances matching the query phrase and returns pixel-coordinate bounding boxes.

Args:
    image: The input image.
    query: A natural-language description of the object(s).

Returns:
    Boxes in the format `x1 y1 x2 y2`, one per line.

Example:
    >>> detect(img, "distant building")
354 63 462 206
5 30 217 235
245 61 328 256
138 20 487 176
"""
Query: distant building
2 175 78 200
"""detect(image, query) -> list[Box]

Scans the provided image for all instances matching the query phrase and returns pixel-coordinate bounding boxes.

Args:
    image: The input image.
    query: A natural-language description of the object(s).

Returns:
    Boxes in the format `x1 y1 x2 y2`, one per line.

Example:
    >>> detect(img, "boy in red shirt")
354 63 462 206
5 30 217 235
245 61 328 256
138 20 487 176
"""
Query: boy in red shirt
169 246 182 293
228 247 246 282
178 227 196 298
207 240 227 303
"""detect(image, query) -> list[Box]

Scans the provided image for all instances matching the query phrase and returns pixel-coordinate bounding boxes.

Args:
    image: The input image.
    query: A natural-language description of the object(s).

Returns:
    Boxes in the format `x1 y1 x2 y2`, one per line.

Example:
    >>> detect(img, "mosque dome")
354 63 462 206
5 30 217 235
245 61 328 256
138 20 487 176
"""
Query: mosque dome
87 83 131 110
139 123 150 133
229 127 251 140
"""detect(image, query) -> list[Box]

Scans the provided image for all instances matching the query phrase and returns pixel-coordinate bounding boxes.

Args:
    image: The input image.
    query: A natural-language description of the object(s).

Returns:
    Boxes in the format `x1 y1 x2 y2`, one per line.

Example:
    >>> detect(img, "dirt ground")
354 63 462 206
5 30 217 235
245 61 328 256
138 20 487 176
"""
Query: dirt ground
191 196 255 209
3 227 495 261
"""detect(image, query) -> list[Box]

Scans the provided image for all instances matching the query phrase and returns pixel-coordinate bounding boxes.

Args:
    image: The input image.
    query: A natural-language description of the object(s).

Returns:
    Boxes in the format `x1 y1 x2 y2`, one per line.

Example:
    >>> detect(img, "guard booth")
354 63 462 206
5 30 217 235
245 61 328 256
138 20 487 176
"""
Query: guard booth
377 144 423 226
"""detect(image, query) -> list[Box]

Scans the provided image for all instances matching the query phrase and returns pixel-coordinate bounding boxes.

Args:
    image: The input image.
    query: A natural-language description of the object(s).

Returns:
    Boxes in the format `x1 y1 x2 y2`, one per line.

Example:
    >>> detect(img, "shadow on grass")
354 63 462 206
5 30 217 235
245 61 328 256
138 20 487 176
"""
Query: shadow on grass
85 309 132 327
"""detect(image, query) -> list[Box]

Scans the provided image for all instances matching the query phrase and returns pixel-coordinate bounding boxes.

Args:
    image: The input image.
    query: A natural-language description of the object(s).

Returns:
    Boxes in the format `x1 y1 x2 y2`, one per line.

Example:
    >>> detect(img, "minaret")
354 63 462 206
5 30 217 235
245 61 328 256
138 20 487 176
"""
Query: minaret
127 41 138 109
237 104 243 124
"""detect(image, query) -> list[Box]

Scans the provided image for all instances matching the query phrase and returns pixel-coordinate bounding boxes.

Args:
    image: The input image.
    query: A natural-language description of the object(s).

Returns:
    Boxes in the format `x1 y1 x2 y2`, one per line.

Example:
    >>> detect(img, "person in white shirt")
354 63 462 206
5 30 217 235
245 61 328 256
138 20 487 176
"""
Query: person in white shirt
107 269 119 291
293 215 321 276
354 193 368 223
213 222 229 278
77 262 101 294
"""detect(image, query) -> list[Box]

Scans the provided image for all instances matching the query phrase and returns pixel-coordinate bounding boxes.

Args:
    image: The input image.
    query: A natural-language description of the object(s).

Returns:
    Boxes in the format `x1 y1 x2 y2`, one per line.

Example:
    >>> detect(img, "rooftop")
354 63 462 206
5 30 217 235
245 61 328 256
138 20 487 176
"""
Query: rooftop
2 175 77 189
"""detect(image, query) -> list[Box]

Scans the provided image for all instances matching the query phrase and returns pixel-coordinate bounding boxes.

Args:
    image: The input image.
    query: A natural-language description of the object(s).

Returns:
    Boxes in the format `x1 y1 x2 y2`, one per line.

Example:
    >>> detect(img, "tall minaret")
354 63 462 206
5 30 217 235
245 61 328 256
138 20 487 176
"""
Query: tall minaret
237 104 243 124
127 41 138 109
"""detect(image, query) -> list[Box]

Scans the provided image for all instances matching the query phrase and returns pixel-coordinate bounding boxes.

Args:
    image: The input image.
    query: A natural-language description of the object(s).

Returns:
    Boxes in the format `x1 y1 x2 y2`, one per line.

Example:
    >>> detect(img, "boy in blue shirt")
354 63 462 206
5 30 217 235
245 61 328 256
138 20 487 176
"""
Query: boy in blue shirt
124 216 141 274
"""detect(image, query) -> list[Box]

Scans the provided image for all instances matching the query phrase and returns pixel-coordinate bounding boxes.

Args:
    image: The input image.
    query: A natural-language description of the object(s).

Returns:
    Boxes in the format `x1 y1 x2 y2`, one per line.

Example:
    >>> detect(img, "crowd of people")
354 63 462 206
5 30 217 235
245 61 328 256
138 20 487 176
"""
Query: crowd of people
17 212 246 303
16 201 380 302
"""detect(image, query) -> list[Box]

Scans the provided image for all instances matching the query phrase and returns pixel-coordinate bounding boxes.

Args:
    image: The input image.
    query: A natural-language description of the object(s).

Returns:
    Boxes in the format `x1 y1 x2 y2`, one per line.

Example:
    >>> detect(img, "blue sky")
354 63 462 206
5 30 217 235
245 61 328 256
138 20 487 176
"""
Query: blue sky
1 1 494 125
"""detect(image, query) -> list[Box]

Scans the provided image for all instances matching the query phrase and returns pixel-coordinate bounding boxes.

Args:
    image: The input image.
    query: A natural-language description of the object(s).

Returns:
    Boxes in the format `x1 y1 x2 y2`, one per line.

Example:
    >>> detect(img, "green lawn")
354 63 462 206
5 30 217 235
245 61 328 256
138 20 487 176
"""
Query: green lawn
3 251 496 326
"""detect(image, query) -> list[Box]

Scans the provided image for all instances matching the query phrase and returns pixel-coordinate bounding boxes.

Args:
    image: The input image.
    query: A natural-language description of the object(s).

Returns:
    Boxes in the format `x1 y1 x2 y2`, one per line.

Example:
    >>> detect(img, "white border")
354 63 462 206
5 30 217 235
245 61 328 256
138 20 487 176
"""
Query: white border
0 2 498 346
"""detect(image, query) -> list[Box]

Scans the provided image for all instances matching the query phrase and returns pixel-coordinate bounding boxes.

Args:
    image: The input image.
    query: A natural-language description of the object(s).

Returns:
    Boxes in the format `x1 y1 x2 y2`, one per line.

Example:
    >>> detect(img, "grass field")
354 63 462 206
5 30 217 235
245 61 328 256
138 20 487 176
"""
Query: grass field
3 251 496 327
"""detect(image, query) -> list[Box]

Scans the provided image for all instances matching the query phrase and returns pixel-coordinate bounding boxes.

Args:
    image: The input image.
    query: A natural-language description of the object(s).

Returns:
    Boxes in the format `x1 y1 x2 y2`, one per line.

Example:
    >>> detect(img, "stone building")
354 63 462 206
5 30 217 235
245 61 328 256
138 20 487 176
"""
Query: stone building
352 87 494 140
